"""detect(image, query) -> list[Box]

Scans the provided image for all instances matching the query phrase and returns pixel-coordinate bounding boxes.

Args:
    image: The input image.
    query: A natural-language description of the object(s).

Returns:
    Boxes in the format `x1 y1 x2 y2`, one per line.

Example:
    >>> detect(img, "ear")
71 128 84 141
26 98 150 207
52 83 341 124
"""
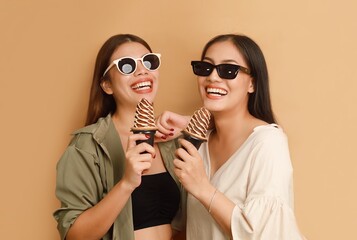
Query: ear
248 78 255 93
100 79 113 95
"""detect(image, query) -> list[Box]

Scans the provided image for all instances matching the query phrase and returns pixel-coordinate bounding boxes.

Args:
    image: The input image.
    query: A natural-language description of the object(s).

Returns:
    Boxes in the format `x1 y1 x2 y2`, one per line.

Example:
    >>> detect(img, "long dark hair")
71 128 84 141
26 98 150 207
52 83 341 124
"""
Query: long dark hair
85 34 152 125
201 34 276 124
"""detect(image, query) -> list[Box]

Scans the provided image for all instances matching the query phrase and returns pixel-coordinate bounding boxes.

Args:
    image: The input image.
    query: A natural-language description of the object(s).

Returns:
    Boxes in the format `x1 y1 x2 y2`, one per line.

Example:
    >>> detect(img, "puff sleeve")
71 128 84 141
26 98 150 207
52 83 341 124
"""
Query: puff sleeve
230 128 305 240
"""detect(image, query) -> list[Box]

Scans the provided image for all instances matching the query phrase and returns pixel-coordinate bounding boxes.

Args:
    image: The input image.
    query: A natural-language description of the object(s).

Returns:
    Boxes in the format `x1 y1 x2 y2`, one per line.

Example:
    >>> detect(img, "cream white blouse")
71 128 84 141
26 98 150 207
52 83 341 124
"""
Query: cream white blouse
186 124 306 240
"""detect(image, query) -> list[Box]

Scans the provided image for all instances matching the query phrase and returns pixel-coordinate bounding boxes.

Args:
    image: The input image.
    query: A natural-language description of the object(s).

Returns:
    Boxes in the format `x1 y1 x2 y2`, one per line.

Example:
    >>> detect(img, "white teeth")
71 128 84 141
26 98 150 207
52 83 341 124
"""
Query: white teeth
207 87 227 95
132 81 151 90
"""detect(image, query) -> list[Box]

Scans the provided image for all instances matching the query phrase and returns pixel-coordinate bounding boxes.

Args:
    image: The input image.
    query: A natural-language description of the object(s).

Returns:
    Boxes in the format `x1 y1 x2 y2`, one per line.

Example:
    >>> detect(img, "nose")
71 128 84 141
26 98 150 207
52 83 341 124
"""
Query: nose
207 67 221 82
134 60 148 76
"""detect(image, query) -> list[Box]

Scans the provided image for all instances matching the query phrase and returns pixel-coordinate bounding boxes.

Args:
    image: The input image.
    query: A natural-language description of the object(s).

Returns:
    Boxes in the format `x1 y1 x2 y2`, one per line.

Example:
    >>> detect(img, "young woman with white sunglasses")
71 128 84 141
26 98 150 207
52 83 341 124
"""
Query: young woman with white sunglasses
54 34 185 240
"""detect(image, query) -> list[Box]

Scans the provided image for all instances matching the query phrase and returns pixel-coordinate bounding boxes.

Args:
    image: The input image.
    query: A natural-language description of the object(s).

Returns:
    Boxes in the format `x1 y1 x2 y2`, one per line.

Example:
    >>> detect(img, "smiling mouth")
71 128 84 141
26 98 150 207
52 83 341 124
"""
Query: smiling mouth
131 81 152 90
207 87 227 96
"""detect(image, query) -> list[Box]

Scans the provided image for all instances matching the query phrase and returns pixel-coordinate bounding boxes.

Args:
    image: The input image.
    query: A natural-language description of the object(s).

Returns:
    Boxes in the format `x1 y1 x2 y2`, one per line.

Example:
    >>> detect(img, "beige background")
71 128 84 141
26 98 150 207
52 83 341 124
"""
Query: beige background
1 0 356 239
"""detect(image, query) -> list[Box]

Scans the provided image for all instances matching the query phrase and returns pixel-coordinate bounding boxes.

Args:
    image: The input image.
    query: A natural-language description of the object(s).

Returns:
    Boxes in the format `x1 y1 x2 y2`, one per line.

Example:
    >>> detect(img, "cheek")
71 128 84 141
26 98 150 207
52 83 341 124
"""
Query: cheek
151 72 159 85
152 72 159 87
235 77 251 92
197 77 205 87
152 70 159 79
197 78 206 93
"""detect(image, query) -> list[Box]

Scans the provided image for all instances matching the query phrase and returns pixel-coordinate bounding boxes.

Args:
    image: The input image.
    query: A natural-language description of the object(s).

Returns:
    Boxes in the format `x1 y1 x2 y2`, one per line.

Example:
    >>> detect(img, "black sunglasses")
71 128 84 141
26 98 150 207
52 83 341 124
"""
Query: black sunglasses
191 61 250 79
103 53 161 77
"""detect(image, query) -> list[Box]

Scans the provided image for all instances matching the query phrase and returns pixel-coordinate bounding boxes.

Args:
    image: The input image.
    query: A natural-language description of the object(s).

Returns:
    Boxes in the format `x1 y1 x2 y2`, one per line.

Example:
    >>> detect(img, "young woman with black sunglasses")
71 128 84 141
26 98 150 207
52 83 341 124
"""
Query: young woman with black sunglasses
157 34 305 239
54 34 185 240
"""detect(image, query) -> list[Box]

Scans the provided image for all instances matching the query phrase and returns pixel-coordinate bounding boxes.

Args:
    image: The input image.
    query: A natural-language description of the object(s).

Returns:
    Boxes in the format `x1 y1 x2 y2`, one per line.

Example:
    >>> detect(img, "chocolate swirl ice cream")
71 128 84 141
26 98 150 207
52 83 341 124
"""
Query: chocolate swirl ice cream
182 107 211 149
131 98 157 147
132 98 157 131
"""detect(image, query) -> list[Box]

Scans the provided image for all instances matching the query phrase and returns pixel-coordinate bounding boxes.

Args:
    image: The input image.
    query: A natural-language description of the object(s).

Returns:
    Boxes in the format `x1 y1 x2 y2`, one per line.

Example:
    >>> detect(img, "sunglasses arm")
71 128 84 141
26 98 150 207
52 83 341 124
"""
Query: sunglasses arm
102 62 116 77
240 66 251 75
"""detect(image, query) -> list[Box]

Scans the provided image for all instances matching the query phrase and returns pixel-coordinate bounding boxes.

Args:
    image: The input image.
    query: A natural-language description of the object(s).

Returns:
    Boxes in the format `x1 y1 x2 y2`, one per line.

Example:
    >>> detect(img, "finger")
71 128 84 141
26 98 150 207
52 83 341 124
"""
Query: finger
155 114 172 134
139 162 152 174
131 161 152 176
156 122 172 136
127 155 153 175
154 131 169 142
175 147 193 163
156 113 172 129
134 142 156 157
173 167 182 181
179 138 199 157
127 133 150 149
173 158 185 169
134 152 154 163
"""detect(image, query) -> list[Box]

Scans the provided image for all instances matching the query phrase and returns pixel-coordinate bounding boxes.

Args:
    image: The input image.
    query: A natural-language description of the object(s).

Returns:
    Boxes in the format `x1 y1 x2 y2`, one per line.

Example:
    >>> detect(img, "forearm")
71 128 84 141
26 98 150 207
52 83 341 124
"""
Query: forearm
66 180 133 240
197 186 235 237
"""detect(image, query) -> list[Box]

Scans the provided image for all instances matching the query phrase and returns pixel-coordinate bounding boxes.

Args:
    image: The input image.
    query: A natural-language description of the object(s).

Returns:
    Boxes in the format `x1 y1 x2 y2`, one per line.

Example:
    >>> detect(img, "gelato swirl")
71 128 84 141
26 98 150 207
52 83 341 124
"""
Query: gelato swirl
132 98 157 131
183 107 211 141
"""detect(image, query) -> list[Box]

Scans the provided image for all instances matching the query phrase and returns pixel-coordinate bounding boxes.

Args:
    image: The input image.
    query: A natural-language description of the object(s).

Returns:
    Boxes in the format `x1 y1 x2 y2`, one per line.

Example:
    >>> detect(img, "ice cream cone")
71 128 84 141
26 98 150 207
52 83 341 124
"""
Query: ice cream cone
132 129 157 147
131 98 158 153
182 131 205 149
181 107 211 150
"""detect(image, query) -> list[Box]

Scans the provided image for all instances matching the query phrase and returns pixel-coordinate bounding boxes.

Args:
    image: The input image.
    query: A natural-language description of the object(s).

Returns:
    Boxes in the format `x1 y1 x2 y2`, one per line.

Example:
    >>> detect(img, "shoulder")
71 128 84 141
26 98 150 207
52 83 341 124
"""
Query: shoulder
248 124 293 174
69 125 98 152
68 114 112 152
252 124 288 145
249 124 290 158
249 124 292 164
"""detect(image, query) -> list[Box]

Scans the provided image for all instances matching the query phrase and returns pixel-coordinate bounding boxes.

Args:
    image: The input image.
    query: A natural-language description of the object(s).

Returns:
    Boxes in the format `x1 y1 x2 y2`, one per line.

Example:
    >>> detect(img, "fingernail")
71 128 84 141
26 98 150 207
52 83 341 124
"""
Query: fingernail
169 133 174 136
170 128 174 131
153 154 156 158
145 134 151 138
161 136 167 139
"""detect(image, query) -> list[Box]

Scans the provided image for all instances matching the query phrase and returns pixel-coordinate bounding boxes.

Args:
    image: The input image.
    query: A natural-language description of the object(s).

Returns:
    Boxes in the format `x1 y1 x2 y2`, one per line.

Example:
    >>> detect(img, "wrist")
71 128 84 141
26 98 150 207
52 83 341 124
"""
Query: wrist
195 184 216 209
117 179 136 193
208 188 218 213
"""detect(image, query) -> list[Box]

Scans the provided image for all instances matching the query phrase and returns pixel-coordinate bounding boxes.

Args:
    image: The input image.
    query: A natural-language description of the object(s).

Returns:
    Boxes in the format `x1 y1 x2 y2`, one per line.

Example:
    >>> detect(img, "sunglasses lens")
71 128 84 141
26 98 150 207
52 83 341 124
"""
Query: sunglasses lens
143 54 160 70
118 58 136 74
217 64 239 79
192 61 213 76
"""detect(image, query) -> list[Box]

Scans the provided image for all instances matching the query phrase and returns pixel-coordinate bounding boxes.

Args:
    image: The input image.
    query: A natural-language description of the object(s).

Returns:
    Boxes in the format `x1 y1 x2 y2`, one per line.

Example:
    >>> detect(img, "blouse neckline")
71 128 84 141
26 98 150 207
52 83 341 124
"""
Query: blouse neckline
206 123 279 180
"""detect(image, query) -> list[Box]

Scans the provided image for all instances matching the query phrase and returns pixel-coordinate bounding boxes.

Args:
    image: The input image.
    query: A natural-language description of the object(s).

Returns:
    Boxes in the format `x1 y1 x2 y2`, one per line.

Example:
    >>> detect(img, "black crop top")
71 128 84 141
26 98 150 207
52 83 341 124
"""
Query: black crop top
131 171 180 230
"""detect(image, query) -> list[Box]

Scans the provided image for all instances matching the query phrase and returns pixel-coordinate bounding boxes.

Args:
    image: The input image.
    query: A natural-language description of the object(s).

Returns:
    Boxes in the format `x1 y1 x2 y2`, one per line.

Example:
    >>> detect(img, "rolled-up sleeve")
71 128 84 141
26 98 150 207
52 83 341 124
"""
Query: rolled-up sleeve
53 142 103 240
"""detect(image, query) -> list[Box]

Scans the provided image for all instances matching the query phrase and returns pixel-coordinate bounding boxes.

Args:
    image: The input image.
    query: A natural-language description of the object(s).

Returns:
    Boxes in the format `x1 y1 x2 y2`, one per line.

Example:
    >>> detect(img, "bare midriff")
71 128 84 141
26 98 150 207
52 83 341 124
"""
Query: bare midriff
134 224 173 240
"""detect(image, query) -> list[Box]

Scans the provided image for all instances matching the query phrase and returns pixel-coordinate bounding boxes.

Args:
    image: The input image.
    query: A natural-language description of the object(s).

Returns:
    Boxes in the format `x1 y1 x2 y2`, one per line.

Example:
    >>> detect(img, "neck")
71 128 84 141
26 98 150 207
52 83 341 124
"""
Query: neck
111 104 137 136
212 109 256 143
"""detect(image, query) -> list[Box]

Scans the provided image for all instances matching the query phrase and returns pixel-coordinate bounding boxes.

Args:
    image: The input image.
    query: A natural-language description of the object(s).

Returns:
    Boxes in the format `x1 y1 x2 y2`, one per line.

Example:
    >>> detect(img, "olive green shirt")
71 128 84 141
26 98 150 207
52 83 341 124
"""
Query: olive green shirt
53 114 186 240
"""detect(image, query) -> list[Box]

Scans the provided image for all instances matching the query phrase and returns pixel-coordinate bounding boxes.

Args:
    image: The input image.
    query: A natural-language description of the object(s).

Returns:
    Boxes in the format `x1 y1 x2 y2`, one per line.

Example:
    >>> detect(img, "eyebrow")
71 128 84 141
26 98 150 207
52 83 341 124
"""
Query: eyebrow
203 56 239 64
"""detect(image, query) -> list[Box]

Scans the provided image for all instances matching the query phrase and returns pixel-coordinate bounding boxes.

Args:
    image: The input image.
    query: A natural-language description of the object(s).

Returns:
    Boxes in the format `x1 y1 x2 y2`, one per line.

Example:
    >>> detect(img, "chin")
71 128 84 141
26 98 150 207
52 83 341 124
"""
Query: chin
138 94 155 103
203 100 223 112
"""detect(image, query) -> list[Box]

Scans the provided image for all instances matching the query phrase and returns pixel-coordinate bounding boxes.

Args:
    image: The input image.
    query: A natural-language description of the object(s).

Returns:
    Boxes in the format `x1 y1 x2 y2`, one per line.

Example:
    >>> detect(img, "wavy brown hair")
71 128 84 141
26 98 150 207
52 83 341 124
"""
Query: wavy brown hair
85 34 152 125
201 34 277 124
